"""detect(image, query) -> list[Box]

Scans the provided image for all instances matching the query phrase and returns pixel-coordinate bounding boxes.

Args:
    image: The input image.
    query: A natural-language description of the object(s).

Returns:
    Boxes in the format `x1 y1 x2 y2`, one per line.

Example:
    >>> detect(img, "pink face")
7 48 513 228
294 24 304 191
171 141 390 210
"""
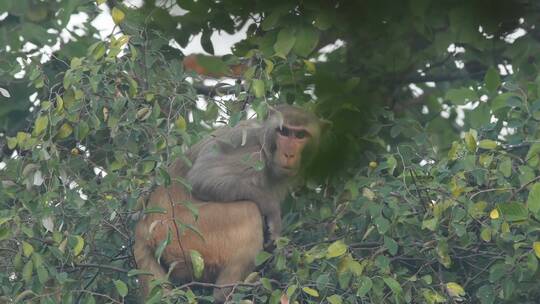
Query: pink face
274 125 311 175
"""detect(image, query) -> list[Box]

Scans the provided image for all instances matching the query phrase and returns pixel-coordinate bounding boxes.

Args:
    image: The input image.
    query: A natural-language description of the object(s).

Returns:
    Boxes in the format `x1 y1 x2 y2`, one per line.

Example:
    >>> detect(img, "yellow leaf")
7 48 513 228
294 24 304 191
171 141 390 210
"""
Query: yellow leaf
22 241 34 257
327 240 348 258
136 107 152 121
112 7 125 25
478 139 497 150
489 208 499 219
533 242 540 259
34 115 49 136
446 282 465 298
501 221 510 233
252 79 265 98
96 0 106 4
175 116 187 131
304 60 316 73
302 287 319 297
57 123 73 139
103 107 109 121
190 250 205 279
73 235 84 256
480 228 491 242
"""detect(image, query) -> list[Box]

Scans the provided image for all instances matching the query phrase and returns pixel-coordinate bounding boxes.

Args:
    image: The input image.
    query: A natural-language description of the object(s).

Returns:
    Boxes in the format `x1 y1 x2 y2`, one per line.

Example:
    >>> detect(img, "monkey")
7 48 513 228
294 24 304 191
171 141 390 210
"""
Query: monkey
134 185 263 302
185 104 325 243
183 54 248 78
133 105 325 302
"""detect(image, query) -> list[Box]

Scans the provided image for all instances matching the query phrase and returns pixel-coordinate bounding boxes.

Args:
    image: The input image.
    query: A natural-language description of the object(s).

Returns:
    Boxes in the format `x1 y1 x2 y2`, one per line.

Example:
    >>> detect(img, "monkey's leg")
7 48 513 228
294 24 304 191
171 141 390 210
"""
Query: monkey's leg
213 256 256 303
259 202 282 243
133 221 169 298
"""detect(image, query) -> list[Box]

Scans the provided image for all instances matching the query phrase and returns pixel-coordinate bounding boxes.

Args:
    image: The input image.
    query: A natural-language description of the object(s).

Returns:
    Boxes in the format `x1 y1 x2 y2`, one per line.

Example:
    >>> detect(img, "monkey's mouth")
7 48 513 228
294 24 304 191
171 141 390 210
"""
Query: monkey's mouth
279 166 298 175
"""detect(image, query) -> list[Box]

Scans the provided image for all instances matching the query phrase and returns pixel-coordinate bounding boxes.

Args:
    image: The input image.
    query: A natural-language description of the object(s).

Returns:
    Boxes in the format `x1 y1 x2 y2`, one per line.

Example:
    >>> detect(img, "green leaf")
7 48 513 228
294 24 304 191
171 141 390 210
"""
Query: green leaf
261 11 282 31
327 294 343 304
22 260 33 284
384 236 398 255
484 67 501 93
141 160 156 174
499 156 512 177
326 240 348 258
34 115 48 136
496 202 528 222
480 227 491 242
75 121 90 141
22 241 34 257
478 139 497 150
293 26 319 57
127 269 153 277
190 250 205 279
476 284 495 303
374 216 390 234
383 277 403 294
445 88 477 105
114 280 128 297
7 136 17 149
357 276 373 297
488 263 506 283
201 27 215 55
491 92 518 111
252 79 265 98
302 287 319 297
36 266 48 284
155 229 172 263
261 277 273 291
464 130 477 152
422 218 438 231
255 251 272 266
274 28 296 57
527 183 540 215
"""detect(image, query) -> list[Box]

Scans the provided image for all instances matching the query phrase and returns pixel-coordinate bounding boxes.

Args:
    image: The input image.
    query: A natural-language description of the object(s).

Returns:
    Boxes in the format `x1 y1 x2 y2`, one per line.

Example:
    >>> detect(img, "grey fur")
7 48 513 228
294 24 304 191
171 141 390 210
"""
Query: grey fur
185 105 321 242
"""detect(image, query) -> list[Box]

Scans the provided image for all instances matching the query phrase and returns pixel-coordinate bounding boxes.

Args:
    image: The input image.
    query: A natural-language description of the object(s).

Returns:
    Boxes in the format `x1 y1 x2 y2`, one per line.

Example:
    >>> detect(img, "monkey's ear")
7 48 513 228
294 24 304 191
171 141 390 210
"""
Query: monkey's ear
266 105 284 127
319 118 332 132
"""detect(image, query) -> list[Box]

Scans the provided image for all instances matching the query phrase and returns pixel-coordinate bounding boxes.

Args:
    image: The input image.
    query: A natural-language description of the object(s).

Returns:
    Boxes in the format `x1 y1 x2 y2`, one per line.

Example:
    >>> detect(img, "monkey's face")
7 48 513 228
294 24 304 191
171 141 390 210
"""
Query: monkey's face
272 125 312 177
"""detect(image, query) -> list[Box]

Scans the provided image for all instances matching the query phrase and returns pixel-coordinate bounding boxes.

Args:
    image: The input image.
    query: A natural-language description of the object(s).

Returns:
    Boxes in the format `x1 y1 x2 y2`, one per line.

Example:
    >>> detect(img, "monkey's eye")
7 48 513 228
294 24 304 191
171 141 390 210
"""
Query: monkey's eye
277 127 291 137
294 130 308 139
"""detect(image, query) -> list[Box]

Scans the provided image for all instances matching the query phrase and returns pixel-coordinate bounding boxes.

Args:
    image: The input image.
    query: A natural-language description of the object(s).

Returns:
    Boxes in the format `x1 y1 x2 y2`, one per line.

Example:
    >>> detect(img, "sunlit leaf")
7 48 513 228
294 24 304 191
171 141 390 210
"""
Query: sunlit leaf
112 7 125 25
326 240 347 258
73 235 85 256
190 250 205 279
446 282 466 298
114 280 128 297
302 287 319 297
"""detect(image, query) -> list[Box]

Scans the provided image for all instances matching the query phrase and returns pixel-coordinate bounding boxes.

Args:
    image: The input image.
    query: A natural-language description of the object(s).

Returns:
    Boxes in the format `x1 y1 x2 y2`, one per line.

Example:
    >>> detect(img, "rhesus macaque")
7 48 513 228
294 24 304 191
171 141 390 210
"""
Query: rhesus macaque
183 54 247 78
186 104 324 243
134 105 325 302
134 186 263 302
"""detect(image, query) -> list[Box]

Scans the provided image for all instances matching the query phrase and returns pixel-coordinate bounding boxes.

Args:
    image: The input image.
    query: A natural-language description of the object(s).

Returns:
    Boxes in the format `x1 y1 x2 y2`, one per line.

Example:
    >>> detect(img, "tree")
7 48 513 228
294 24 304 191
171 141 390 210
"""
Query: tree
1 0 540 303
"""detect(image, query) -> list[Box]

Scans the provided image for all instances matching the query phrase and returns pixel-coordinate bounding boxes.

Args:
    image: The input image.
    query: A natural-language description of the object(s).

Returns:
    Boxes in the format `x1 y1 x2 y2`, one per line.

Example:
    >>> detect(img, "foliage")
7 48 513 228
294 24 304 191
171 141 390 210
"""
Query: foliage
2 0 540 303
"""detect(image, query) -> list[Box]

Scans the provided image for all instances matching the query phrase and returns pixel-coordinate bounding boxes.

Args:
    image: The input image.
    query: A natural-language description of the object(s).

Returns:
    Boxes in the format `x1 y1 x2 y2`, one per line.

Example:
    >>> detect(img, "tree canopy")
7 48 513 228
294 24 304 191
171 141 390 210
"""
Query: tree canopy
2 0 540 303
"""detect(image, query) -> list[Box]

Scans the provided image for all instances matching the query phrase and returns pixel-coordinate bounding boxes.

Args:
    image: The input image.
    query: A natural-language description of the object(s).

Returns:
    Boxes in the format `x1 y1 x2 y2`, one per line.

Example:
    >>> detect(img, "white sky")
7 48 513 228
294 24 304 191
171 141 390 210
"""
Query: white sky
92 2 245 56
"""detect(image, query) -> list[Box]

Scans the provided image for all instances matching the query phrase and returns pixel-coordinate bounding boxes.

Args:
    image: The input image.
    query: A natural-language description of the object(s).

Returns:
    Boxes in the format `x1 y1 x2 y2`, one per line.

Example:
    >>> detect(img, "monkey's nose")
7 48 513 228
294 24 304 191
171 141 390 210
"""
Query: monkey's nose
284 153 295 159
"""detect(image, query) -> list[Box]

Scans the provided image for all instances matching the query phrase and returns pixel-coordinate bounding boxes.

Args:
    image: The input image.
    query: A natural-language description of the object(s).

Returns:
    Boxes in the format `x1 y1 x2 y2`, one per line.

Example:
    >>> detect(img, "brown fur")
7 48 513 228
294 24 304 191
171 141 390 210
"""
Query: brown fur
133 180 263 302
